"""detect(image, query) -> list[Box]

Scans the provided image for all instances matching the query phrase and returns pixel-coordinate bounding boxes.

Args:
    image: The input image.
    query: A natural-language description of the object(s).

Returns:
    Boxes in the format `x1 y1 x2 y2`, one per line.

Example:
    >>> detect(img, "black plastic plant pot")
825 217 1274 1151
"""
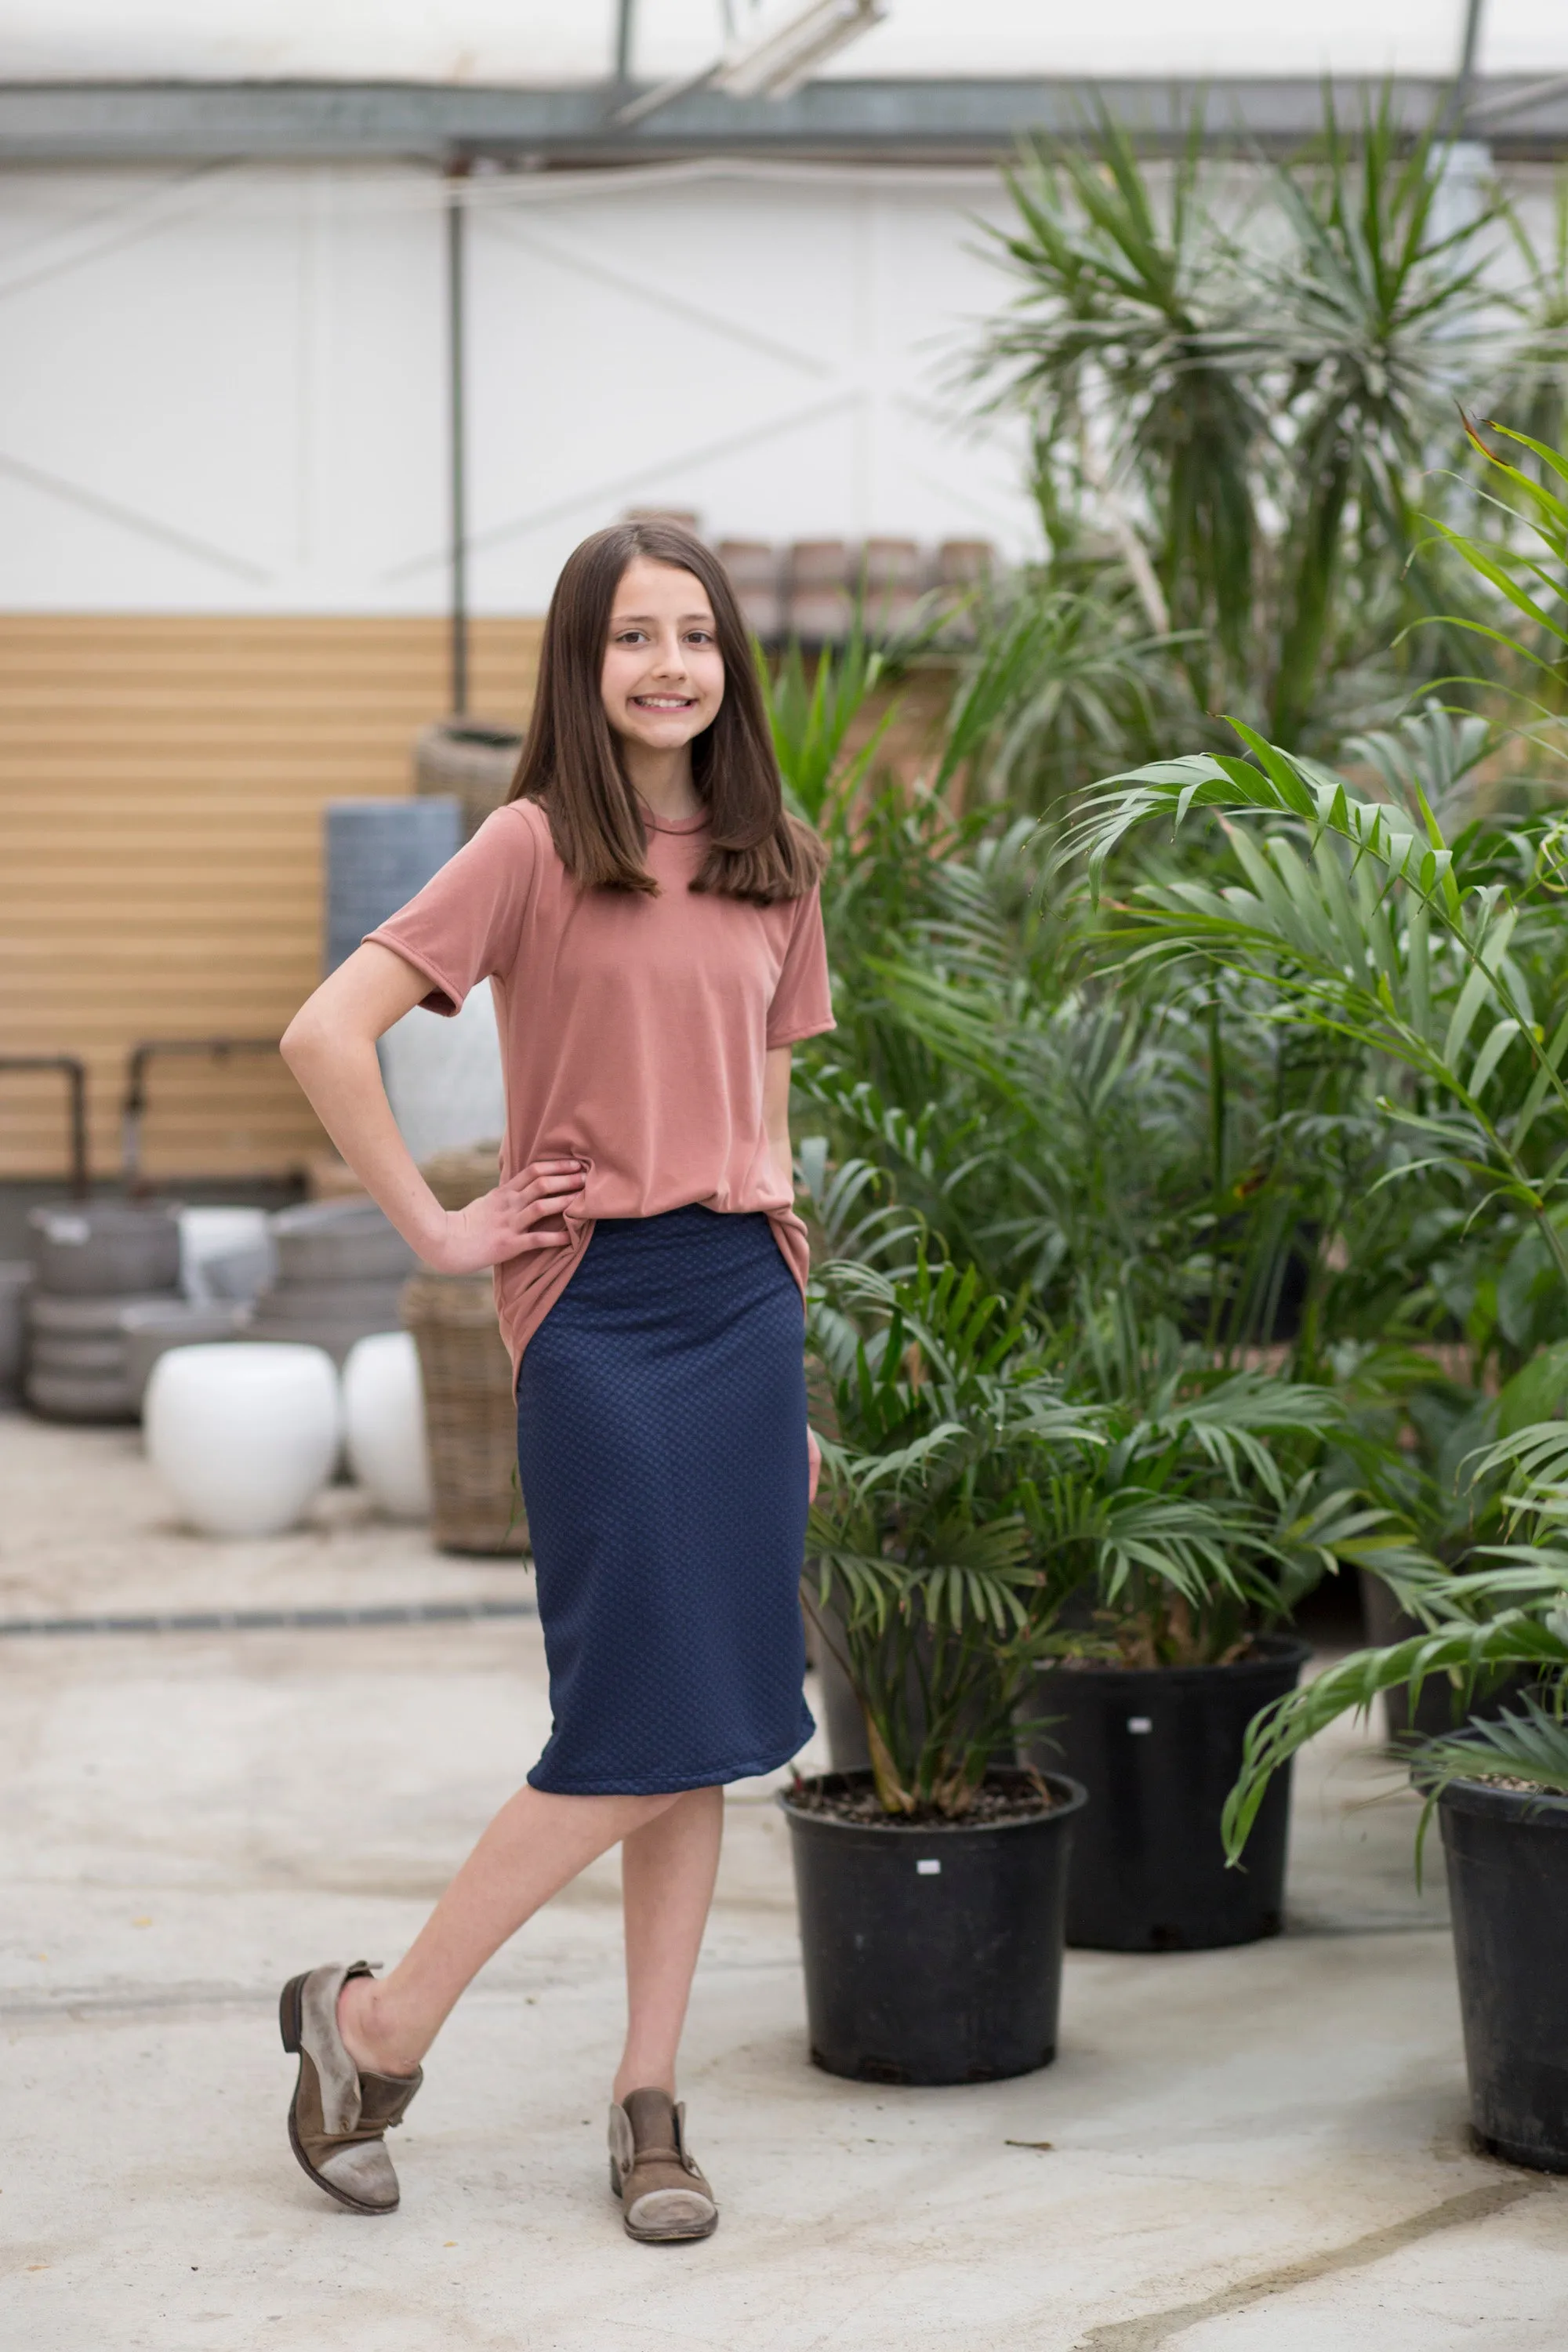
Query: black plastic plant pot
779 1768 1087 2086
1439 1775 1568 2172
1022 1635 1311 1952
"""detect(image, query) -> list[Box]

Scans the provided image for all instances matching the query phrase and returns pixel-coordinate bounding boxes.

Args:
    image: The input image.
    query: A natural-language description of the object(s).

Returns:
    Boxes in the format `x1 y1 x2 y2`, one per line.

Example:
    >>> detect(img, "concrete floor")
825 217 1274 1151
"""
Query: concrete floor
2 1414 1565 2351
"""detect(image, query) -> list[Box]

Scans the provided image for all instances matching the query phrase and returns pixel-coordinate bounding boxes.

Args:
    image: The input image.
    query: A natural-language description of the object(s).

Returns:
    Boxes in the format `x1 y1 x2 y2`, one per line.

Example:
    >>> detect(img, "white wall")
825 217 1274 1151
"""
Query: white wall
0 159 1036 615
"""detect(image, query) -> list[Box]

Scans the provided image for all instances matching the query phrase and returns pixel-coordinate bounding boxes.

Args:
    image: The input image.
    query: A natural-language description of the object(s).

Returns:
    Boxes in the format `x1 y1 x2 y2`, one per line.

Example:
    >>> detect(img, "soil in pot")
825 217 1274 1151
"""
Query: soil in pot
1439 1773 1568 2173
1021 1635 1310 1952
779 1766 1086 2086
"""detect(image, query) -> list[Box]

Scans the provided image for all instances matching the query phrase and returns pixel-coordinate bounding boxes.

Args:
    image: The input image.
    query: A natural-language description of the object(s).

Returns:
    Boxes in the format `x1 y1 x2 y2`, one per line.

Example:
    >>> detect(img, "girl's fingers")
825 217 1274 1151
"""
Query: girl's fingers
514 1203 566 1231
464 1163 587 1258
501 1158 586 1192
515 1186 584 1229
487 1170 583 1212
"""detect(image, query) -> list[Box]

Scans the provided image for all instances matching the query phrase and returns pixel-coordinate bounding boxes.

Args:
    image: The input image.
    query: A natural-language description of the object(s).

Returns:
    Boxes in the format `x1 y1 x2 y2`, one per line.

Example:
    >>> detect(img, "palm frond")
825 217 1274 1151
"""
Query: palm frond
762 619 891 826
1223 1612 1568 1857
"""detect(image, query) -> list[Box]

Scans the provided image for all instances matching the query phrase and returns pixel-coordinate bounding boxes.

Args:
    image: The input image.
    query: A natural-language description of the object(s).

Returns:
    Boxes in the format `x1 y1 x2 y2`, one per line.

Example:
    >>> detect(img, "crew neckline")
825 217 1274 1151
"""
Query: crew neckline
637 797 711 835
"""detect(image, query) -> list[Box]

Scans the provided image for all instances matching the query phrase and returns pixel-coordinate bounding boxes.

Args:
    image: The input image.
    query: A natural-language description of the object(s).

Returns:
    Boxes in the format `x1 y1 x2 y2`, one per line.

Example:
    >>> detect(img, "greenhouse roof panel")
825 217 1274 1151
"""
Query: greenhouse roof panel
1 1 1562 89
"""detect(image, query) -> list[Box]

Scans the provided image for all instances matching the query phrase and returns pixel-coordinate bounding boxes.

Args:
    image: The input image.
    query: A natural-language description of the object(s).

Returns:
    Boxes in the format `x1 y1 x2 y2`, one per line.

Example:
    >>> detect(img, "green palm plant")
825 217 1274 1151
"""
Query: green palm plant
1419 417 1568 736
757 611 996 1089
805 1251 1099 1815
763 618 894 831
1066 716 1568 1300
975 106 1261 706
974 93 1504 750
812 793 1380 1358
805 1250 1410 1813
809 808 1205 1305
1492 176 1568 499
1027 1286 1425 1665
1062 460 1568 1820
1224 1472 1568 1859
933 570 1178 815
1254 100 1501 743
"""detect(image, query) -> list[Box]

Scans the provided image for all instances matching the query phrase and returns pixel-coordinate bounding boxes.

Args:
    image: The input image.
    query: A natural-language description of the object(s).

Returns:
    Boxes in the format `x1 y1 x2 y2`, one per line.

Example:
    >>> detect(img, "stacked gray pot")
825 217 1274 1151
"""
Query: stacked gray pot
0 1258 32 1402
25 1203 182 1421
247 1199 416 1363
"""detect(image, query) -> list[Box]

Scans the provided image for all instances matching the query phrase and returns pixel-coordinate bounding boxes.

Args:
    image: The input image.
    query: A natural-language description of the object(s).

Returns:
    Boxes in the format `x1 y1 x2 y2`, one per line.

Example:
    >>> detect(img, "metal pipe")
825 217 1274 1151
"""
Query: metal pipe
446 166 470 717
120 1037 279 1194
0 1054 89 1197
10 79 1568 168
1468 72 1568 128
614 0 637 84
1450 0 1486 133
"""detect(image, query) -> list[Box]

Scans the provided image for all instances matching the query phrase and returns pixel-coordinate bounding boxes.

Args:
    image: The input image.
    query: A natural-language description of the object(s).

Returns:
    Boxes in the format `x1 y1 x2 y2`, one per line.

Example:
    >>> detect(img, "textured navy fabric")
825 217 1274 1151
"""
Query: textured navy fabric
517 1204 815 1795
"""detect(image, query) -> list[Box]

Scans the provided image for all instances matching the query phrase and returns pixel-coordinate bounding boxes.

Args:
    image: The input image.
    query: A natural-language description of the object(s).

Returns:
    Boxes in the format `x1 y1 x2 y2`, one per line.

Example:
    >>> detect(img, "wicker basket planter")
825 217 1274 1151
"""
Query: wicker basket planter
400 1269 526 1556
422 1142 502 1210
416 720 524 843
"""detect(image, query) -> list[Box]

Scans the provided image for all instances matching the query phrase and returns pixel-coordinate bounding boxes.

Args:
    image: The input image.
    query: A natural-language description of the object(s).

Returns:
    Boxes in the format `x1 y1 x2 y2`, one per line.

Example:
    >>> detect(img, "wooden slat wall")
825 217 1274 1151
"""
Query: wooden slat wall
0 615 542 1181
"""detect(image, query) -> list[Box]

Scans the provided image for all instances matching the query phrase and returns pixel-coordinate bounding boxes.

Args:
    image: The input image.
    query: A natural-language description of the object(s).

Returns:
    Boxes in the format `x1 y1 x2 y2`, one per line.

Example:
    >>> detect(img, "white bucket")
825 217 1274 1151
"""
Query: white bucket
145 1341 341 1538
343 1331 431 1521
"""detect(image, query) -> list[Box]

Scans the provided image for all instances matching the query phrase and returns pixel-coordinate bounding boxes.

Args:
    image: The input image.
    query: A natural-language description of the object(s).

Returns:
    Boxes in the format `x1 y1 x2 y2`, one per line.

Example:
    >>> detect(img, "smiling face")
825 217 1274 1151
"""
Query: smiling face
600 557 726 759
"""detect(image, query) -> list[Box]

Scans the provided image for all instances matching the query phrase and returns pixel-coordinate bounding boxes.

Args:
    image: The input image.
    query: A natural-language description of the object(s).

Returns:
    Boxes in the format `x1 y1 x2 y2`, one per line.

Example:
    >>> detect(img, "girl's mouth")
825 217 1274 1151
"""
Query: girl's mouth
632 695 696 710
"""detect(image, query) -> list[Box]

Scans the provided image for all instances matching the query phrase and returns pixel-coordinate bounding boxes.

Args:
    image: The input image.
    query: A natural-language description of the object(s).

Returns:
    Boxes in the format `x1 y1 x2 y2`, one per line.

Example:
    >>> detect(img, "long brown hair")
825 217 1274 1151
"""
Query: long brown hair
506 518 826 902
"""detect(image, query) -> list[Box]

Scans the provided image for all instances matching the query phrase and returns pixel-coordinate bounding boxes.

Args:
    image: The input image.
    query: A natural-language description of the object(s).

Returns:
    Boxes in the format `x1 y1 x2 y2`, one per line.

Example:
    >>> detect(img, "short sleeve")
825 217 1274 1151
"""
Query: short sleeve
766 884 835 1049
365 803 538 1017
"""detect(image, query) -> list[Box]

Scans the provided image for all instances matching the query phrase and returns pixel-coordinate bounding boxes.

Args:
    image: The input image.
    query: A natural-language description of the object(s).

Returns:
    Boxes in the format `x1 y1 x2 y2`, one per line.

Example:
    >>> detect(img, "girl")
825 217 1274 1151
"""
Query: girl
276 519 832 2243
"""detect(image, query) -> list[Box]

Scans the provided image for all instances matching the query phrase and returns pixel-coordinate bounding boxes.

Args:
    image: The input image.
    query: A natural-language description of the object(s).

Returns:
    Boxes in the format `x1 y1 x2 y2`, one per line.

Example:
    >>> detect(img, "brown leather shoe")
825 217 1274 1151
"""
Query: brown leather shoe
608 2088 718 2242
279 1961 423 2215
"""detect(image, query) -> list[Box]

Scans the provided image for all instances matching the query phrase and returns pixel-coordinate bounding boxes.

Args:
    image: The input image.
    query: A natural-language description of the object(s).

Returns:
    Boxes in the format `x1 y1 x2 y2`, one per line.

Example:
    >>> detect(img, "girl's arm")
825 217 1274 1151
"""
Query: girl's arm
281 942 583 1276
763 1043 794 1198
763 1043 820 1501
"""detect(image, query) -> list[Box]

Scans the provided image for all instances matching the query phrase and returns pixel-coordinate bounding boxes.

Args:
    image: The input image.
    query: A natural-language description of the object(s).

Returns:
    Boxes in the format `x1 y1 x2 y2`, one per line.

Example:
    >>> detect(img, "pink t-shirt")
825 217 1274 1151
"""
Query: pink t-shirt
367 796 835 1379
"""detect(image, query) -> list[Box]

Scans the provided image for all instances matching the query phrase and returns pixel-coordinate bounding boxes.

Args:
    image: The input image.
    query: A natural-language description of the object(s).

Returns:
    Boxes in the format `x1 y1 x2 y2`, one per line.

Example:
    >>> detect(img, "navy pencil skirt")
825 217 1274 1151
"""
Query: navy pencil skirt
516 1203 815 1795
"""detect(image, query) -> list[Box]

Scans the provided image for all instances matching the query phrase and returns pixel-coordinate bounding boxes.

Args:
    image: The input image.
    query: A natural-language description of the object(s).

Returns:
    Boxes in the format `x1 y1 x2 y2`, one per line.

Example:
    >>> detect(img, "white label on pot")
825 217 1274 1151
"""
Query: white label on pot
916 1858 941 1876
1128 1716 1152 1734
47 1216 90 1243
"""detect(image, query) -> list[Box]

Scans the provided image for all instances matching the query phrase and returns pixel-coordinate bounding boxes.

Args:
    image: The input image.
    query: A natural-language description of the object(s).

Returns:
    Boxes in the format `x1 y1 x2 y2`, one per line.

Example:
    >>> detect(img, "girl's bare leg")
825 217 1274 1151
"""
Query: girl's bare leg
615 1784 724 2101
337 1784 681 2076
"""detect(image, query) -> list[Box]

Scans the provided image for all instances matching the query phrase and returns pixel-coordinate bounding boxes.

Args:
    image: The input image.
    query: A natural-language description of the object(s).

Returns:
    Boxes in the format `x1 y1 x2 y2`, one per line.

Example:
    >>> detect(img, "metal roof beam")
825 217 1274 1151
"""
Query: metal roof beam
2 77 1567 167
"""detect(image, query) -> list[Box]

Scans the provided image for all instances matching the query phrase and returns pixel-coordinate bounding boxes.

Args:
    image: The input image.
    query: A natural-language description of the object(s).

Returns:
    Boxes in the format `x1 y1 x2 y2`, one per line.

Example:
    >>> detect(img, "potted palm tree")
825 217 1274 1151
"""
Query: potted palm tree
785 1250 1091 2085
1067 413 1568 2162
787 1240 1399 2069
1226 1536 1568 2171
794 869 1414 1957
1012 1312 1396 1951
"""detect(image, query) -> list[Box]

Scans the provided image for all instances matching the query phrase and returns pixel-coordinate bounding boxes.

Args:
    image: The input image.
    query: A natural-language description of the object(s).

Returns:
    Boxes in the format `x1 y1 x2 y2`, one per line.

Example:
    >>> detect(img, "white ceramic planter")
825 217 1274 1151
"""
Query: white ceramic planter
343 1332 431 1521
145 1341 341 1538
